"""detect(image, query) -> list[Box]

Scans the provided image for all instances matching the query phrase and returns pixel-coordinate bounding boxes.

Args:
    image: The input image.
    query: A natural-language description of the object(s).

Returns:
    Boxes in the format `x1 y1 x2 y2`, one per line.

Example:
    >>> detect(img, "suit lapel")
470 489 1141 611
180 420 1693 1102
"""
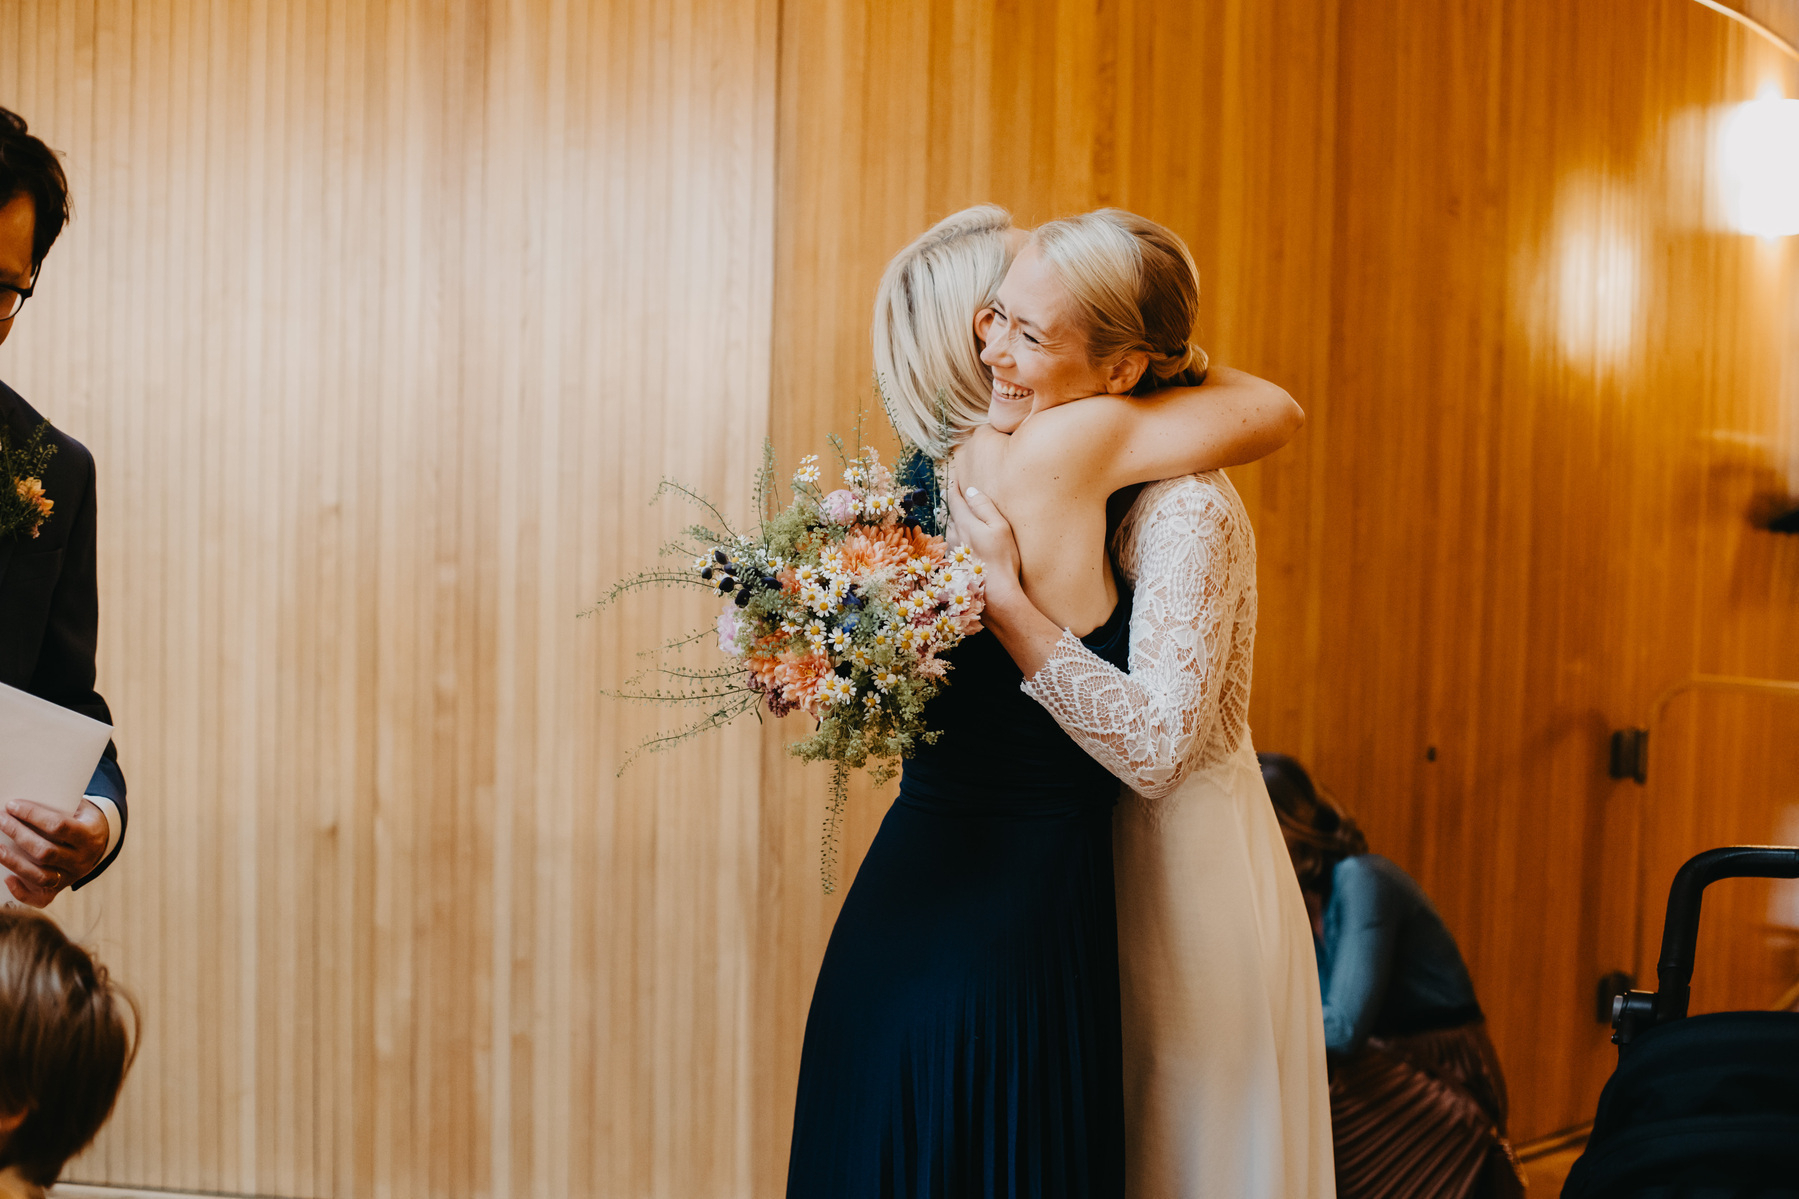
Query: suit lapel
1 381 18 588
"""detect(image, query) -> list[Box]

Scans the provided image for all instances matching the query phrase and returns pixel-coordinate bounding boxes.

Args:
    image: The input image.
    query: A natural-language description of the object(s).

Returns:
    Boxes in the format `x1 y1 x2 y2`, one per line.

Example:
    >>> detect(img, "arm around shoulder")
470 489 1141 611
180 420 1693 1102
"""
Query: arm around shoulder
1035 366 1303 491
1121 366 1302 484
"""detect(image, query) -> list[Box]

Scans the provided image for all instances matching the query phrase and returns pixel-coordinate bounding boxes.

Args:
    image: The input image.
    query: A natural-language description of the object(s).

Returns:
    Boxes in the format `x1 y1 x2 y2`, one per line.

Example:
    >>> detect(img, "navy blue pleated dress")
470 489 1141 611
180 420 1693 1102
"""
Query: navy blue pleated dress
786 588 1133 1199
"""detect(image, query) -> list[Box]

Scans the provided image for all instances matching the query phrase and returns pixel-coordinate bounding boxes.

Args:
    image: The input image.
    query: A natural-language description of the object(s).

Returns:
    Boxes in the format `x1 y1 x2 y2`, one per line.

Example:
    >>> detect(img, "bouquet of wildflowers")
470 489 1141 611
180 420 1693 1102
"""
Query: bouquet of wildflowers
599 440 984 889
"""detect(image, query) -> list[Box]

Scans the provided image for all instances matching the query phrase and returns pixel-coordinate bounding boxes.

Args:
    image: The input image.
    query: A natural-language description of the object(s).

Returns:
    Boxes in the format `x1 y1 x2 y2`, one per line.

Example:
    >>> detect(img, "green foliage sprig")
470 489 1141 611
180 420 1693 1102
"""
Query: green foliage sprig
592 436 987 891
0 422 57 543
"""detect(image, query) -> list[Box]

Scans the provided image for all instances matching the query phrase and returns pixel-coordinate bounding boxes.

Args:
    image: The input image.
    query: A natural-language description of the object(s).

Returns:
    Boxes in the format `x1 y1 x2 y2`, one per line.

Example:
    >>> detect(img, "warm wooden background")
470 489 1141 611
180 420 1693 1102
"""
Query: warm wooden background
2 0 776 1195
765 0 1799 1172
1 0 1796 1196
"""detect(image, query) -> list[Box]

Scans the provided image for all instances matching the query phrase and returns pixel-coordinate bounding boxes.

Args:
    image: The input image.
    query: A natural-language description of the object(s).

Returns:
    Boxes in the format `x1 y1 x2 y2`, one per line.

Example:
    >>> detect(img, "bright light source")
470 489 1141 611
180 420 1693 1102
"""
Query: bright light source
1719 97 1799 237
1557 222 1641 367
1547 173 1642 371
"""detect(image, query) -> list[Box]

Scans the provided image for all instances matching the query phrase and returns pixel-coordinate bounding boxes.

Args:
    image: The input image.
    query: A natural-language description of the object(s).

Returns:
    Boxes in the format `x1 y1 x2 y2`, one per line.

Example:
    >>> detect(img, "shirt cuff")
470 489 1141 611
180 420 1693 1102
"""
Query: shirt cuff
84 794 122 861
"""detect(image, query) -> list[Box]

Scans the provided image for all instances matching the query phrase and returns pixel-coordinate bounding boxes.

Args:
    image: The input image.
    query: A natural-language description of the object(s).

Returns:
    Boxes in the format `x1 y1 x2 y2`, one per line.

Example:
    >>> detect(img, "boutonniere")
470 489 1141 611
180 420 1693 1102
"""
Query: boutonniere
1 421 57 542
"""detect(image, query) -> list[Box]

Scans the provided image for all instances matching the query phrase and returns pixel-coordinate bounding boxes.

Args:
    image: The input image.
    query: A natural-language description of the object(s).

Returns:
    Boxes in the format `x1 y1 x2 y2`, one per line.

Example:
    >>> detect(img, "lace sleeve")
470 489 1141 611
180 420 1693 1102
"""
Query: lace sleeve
1020 478 1246 799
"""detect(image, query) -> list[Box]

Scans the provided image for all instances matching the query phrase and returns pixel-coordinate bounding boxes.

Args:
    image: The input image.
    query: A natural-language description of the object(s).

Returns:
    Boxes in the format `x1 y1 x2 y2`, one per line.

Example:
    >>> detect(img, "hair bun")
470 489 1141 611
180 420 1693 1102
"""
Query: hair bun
1149 340 1208 385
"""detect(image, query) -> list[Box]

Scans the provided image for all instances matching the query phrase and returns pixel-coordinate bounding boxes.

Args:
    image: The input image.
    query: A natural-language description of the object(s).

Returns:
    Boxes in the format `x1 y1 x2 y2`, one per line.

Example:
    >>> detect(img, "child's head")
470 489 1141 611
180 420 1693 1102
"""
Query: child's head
0 909 136 1187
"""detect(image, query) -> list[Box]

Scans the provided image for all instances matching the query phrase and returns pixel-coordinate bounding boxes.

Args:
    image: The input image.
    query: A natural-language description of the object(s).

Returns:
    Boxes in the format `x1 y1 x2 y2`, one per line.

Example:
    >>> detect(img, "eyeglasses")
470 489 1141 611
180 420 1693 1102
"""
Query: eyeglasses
0 265 39 322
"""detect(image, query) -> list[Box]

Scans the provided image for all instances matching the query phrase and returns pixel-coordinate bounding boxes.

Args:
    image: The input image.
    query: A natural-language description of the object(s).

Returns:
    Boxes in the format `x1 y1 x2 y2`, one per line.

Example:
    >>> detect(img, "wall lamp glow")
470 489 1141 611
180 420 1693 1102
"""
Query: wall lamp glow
1719 96 1799 237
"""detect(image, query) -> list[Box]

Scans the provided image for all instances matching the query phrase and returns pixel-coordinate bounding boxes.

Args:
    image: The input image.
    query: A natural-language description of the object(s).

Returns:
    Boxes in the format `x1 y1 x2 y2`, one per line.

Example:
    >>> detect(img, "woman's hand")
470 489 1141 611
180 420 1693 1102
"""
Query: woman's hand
946 480 1022 593
945 480 1065 678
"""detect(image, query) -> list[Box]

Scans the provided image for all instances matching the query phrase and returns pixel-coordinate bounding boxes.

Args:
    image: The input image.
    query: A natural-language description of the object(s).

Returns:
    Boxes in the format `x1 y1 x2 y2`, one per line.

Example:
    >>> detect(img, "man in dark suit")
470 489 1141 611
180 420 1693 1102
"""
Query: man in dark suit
0 107 125 906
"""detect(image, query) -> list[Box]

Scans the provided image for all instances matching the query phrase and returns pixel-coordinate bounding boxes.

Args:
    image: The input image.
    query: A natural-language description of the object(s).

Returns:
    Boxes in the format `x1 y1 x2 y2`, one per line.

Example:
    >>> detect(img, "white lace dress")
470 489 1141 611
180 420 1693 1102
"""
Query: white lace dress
1021 471 1335 1199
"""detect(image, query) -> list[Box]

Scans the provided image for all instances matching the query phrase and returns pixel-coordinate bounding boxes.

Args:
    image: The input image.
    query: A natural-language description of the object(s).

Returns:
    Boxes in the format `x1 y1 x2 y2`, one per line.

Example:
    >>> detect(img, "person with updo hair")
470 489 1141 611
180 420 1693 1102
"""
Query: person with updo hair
937 209 1333 1198
1026 208 1211 393
789 205 1315 1198
872 203 1294 462
0 908 137 1198
1260 753 1525 1199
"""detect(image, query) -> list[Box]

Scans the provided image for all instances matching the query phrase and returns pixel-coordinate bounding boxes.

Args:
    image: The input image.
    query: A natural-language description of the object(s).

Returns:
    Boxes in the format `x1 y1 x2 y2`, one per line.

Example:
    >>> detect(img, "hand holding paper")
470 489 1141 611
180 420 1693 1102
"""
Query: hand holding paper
0 681 114 905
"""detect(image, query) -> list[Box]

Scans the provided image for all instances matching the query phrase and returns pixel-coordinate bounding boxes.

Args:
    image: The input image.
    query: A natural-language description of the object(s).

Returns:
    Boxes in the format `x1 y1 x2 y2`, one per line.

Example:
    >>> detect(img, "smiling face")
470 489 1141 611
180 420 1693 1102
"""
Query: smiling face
0 191 36 350
975 242 1114 433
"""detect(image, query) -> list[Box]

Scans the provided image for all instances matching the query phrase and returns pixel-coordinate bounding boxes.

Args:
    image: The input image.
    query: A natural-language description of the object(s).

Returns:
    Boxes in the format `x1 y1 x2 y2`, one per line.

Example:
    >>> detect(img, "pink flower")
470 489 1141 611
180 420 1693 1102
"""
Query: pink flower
821 489 859 525
716 607 743 655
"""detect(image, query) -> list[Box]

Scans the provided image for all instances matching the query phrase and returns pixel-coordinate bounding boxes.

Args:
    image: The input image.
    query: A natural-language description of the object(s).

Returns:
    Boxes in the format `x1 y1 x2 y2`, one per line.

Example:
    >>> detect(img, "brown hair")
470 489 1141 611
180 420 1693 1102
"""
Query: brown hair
1260 752 1368 895
1027 208 1209 394
0 909 137 1187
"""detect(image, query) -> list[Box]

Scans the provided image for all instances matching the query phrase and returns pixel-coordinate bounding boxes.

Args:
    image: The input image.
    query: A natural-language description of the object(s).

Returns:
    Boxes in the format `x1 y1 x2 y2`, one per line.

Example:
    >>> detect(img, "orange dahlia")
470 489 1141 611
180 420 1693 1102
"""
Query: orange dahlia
838 524 942 580
748 648 833 717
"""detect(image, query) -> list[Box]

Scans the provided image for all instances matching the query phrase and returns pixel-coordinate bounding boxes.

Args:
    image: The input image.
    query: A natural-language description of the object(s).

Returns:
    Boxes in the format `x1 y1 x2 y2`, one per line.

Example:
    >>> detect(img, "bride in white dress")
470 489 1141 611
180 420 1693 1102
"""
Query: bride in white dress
996 473 1331 1199
931 210 1334 1198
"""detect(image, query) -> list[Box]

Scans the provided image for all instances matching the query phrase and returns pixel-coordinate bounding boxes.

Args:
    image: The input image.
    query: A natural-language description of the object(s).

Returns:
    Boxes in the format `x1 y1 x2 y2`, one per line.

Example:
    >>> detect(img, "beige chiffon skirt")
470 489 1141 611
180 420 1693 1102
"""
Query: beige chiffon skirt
1114 740 1336 1199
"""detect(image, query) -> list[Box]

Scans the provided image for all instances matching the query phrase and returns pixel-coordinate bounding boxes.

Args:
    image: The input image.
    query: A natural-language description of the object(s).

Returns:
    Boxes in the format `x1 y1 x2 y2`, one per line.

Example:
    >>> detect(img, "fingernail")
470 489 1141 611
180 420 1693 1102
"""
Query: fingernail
4 802 18 816
967 487 981 497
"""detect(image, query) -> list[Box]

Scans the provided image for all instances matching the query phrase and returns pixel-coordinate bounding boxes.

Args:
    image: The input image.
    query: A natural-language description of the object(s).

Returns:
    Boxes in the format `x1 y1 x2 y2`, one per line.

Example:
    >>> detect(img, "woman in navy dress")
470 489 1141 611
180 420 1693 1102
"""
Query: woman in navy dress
787 594 1135 1197
785 206 1303 1198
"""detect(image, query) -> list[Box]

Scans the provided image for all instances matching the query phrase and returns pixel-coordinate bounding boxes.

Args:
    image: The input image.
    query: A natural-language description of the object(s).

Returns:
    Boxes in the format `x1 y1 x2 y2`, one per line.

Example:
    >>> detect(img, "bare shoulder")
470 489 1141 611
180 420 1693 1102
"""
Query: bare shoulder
1005 397 1132 476
1014 394 1139 445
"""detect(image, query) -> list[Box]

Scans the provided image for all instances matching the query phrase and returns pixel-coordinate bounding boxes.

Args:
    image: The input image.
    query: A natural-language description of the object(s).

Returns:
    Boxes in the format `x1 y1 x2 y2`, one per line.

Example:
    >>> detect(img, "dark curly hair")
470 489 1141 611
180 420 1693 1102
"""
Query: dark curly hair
1260 752 1368 895
0 908 138 1187
0 106 72 267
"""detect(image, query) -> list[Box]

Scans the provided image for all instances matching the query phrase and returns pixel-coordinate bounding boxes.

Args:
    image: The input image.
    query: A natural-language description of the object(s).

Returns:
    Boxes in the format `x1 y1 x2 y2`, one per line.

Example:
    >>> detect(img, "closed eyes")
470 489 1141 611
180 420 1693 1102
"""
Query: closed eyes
992 305 1042 346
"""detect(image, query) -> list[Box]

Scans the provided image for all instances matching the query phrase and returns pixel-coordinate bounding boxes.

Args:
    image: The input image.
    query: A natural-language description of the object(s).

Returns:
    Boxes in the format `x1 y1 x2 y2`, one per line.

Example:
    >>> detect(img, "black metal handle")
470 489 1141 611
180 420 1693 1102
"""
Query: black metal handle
1653 846 1799 1022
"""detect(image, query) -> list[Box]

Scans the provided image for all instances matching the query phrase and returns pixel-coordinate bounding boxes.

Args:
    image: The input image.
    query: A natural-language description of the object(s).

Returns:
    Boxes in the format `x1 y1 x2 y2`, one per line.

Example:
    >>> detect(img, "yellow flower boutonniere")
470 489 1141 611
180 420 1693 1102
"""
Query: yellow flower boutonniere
14 475 52 535
1 422 58 542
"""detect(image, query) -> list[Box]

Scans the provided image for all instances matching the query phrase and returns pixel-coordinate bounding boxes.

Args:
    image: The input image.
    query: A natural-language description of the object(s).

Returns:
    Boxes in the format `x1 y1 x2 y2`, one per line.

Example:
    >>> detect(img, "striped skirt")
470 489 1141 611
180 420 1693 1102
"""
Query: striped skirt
1329 1021 1527 1199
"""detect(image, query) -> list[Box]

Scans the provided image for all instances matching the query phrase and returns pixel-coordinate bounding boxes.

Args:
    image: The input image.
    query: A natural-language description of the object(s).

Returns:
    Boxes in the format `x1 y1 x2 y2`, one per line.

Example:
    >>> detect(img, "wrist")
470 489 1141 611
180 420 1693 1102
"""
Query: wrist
980 573 1030 625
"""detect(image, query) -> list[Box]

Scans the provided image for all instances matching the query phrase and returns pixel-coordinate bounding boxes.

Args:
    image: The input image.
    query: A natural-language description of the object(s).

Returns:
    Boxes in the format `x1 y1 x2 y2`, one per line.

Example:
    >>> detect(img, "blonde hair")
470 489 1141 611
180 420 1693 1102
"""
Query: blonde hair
872 204 1015 458
1028 208 1209 393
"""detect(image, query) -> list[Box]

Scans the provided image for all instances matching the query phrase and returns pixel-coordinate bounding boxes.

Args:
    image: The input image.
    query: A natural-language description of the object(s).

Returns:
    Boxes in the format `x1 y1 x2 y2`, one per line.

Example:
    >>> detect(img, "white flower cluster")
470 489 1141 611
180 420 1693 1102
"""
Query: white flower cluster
820 448 902 525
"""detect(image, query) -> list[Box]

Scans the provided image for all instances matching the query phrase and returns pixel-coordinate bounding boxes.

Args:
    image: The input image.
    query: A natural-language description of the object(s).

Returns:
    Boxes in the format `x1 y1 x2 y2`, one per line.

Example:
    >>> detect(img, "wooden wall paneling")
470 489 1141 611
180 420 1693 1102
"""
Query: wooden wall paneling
1294 0 1799 1137
0 0 1794 1191
1 0 778 1194
1205 0 1342 769
756 1 893 1187
756 4 1343 1190
763 0 1798 1153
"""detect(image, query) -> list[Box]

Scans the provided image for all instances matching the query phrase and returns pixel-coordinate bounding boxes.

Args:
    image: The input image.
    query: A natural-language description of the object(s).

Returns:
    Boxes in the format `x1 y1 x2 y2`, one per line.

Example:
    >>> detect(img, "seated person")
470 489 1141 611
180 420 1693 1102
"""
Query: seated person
1261 752 1524 1199
0 908 136 1198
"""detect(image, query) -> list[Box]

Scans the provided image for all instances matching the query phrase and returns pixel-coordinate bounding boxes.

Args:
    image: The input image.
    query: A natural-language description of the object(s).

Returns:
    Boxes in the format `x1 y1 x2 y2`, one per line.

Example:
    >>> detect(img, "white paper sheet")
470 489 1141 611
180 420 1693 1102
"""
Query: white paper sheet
0 681 113 882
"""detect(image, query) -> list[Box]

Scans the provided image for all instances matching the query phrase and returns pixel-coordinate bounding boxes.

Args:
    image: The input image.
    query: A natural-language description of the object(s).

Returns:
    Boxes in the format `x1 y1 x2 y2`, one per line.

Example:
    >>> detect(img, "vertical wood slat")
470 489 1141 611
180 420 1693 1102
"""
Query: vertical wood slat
0 0 776 1194
0 0 1794 1195
757 0 1798 1163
